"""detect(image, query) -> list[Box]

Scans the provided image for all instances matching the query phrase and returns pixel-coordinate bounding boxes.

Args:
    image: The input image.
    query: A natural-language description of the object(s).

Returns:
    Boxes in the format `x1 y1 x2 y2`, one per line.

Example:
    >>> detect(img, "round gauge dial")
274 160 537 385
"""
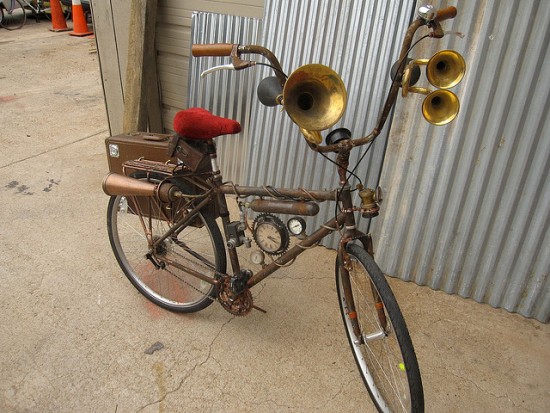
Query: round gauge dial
287 217 306 236
250 250 265 265
253 214 289 255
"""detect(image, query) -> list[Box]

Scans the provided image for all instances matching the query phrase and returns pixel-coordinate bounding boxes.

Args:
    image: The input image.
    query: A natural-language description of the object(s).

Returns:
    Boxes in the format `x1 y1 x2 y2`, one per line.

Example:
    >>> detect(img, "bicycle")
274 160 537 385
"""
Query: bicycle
103 5 465 412
0 0 68 30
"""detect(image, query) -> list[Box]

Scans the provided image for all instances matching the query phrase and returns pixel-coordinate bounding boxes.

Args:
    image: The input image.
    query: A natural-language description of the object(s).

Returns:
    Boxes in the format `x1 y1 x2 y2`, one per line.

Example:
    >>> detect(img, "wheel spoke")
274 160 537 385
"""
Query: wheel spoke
107 173 226 313
336 244 423 412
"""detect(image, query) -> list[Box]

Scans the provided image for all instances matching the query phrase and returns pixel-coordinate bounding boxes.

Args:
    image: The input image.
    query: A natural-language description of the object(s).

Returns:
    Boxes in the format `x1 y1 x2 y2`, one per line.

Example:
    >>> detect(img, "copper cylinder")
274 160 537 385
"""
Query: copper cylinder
249 199 319 216
157 182 183 203
102 173 156 197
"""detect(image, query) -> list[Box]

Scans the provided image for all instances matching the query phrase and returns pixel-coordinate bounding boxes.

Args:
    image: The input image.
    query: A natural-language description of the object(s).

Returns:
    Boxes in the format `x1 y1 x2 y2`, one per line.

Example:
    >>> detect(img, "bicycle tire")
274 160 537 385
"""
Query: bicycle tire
336 244 424 413
107 173 226 313
0 0 26 30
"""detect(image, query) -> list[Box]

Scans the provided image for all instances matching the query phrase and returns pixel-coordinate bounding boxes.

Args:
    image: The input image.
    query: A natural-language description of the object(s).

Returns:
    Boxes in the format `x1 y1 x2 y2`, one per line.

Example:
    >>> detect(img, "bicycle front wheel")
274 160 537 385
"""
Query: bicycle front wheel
0 0 26 30
336 244 423 413
107 174 226 313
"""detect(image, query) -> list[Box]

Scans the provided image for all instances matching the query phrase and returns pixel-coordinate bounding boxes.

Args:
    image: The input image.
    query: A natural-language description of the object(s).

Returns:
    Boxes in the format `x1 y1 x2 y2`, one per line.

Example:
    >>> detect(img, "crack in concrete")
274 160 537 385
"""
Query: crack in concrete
135 376 185 413
443 368 533 412
136 317 234 412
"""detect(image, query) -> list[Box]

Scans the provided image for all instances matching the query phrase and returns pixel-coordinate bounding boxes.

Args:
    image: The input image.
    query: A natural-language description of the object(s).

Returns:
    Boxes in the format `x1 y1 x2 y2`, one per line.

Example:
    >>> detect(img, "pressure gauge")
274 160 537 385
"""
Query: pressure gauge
253 214 289 255
250 250 265 265
287 217 306 236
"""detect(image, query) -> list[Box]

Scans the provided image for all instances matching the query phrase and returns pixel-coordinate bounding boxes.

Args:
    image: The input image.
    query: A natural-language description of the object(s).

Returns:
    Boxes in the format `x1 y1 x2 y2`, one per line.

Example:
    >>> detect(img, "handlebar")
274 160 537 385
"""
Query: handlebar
191 5 458 153
192 43 235 57
191 43 287 85
434 6 457 22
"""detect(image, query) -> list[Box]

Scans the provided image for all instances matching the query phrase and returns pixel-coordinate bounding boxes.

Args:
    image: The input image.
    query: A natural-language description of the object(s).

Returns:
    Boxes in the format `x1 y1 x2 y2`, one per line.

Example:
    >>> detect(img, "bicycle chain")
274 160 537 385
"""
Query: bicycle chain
163 243 226 302
147 225 257 315
163 263 216 303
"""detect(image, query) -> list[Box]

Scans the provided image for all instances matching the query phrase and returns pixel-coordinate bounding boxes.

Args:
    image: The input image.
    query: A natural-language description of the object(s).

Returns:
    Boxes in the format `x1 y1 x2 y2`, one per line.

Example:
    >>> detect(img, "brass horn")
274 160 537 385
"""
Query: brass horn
426 50 465 89
399 49 465 125
422 90 460 126
283 64 347 132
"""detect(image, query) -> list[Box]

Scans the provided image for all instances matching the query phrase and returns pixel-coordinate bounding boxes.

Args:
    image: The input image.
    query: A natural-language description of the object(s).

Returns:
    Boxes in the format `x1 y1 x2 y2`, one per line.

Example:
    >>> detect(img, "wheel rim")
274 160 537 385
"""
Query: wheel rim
338 255 413 412
0 1 26 29
109 193 219 310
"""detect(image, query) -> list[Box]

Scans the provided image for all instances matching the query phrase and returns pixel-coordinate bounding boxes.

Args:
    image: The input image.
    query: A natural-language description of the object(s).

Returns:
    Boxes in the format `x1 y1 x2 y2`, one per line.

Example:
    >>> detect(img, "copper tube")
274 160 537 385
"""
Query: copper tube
219 184 336 202
102 173 156 197
249 199 320 216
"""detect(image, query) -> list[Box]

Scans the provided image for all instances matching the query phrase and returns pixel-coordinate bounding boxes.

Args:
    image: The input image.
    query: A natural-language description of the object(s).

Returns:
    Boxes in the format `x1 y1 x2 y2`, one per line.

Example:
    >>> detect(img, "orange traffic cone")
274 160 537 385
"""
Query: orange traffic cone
69 0 93 37
50 0 70 32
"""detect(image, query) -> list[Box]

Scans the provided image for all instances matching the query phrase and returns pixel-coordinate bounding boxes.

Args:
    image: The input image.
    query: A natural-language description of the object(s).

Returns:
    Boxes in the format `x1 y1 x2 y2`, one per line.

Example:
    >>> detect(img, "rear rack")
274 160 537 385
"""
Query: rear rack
122 158 179 175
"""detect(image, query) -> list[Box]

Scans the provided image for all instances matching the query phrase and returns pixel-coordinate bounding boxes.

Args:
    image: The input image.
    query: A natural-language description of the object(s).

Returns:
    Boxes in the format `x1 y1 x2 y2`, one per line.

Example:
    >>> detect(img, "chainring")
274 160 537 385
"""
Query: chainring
218 277 253 316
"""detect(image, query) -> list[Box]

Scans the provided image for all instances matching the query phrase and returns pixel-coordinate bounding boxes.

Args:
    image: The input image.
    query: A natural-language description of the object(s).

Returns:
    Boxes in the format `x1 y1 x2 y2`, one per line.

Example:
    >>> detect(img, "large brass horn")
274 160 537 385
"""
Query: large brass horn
283 64 347 131
426 50 465 89
422 90 460 126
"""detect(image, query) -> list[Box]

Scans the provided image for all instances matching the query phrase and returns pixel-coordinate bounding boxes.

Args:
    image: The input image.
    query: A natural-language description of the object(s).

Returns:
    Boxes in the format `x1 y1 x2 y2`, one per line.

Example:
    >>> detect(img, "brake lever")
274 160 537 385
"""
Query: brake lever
200 64 236 78
200 60 257 78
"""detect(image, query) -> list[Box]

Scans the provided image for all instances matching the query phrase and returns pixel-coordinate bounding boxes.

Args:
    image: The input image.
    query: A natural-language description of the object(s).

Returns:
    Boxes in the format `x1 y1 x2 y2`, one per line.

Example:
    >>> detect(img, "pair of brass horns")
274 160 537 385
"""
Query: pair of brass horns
258 64 347 144
402 50 465 125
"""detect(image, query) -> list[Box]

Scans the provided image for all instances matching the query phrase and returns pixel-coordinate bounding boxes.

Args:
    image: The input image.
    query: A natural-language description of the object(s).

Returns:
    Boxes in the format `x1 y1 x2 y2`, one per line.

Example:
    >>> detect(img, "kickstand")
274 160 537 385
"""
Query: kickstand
252 305 267 314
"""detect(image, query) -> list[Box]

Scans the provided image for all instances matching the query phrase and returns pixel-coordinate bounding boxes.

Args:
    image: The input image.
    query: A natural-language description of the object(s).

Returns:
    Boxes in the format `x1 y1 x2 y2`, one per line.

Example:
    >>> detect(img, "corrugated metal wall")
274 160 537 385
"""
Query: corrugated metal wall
188 13 262 181
186 1 549 322
189 0 416 248
372 0 550 323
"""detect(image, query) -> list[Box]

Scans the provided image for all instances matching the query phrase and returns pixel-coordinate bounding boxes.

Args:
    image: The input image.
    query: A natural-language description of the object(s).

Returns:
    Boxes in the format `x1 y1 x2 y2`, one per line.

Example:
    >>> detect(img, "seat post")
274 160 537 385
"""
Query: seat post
206 139 220 174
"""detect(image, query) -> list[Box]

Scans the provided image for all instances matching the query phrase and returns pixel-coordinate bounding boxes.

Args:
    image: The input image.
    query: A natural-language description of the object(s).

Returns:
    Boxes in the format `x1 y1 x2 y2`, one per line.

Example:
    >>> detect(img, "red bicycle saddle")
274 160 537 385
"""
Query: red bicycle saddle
173 108 241 139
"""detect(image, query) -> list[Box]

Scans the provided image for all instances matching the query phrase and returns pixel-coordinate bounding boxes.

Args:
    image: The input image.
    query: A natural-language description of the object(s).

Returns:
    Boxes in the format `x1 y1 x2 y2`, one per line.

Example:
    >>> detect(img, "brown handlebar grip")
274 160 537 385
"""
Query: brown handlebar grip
434 6 457 22
192 43 235 57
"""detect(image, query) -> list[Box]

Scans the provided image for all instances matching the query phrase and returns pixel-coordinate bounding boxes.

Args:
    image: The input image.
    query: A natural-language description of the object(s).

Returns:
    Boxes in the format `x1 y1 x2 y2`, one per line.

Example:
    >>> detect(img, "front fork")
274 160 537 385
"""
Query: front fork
336 149 388 341
339 237 388 341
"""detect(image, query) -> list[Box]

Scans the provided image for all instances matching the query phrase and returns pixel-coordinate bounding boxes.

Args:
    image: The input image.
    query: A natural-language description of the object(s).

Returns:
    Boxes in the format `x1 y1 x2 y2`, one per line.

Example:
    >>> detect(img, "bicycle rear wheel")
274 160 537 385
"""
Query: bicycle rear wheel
0 0 26 30
336 244 423 413
107 173 226 313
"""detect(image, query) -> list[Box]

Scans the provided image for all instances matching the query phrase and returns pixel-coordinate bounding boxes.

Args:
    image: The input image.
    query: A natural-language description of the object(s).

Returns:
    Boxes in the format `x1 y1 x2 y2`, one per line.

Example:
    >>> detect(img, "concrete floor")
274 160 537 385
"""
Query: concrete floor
1 21 549 413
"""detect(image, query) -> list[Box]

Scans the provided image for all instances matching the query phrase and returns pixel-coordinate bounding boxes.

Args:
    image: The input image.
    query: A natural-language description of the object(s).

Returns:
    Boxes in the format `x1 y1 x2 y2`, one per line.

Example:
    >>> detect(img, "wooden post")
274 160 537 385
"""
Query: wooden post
122 0 162 133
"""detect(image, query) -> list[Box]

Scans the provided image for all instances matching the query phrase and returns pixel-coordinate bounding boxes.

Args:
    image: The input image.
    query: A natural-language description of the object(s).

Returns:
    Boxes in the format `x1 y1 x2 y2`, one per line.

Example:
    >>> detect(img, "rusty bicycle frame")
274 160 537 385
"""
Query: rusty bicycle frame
105 6 456 326
124 144 371 326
